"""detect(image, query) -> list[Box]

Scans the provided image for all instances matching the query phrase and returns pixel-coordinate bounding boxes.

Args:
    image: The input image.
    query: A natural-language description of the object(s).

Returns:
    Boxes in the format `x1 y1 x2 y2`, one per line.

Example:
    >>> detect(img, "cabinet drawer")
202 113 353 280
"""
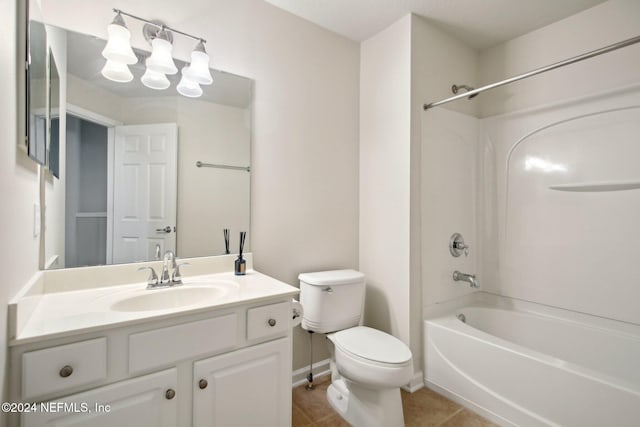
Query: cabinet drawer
129 314 238 374
22 337 107 400
23 368 177 427
247 302 290 341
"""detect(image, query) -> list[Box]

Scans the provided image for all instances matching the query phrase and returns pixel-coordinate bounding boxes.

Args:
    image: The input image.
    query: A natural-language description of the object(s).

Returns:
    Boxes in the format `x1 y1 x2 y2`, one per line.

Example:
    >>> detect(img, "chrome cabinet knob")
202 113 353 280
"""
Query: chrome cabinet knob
165 389 176 400
59 365 73 378
198 379 208 389
268 318 276 327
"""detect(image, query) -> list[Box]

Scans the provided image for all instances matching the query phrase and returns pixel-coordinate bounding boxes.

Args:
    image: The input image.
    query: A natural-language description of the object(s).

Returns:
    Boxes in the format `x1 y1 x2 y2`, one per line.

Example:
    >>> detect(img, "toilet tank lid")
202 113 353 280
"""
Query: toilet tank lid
298 269 365 286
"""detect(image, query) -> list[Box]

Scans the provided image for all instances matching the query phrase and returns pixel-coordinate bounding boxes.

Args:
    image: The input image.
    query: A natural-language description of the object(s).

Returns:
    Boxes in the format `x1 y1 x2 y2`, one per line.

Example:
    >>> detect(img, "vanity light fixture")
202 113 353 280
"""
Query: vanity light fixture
102 9 212 97
100 12 137 82
145 29 178 75
101 59 134 83
183 41 213 85
141 67 171 90
177 66 203 98
101 12 137 65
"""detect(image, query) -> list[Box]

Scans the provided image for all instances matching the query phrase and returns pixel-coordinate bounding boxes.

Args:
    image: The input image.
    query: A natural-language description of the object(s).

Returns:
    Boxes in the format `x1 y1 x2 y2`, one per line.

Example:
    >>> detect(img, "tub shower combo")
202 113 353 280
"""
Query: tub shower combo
421 34 640 426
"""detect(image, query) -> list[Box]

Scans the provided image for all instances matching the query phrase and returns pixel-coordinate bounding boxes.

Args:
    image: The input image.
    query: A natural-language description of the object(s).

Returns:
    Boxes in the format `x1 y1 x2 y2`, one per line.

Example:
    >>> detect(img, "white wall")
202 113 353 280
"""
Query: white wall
360 15 480 383
0 0 41 410
479 0 640 117
421 108 478 307
411 15 479 378
34 0 360 372
360 15 412 346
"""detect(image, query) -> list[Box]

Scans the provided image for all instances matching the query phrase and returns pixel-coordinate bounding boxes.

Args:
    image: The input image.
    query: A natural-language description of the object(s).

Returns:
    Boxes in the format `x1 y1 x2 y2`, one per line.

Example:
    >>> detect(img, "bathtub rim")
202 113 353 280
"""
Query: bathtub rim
424 291 640 340
423 292 640 396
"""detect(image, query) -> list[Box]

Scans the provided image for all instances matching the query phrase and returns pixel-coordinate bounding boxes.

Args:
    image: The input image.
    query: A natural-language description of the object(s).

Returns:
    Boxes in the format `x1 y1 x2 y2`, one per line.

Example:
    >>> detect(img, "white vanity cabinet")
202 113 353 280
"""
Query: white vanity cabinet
22 368 178 427
193 338 290 427
9 298 295 427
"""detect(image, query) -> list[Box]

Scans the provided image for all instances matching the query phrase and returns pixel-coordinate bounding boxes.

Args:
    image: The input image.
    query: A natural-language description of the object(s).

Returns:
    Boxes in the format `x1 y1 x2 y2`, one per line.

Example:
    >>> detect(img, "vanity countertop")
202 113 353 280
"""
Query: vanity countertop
9 267 299 346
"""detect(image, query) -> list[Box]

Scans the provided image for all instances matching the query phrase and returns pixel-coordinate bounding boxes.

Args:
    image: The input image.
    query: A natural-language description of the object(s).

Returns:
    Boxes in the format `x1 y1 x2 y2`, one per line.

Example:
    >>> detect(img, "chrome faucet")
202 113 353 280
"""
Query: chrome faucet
138 250 188 290
453 270 479 288
160 250 176 284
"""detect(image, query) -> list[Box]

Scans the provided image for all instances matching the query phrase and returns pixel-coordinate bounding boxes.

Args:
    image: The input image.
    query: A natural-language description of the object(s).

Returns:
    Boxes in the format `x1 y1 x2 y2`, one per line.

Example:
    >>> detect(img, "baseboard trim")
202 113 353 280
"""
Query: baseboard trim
292 358 332 388
402 370 425 393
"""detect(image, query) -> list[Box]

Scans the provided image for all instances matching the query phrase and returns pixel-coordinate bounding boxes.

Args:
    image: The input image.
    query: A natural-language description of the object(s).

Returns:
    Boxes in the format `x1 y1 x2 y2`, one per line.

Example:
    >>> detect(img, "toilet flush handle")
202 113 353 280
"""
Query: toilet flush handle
323 287 333 294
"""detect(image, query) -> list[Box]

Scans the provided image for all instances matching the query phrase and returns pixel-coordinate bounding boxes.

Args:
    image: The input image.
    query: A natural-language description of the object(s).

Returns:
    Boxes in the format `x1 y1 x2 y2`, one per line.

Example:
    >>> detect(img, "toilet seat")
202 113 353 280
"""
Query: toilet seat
329 326 413 389
331 326 412 366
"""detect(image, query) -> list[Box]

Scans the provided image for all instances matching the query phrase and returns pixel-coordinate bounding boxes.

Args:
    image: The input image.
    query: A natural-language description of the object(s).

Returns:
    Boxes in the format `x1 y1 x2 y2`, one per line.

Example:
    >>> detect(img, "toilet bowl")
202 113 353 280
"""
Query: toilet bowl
298 270 414 427
329 326 413 389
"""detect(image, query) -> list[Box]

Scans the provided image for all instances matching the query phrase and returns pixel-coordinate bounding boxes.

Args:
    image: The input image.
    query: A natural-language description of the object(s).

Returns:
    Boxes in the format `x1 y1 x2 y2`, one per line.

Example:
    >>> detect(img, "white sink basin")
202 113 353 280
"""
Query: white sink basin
111 285 231 312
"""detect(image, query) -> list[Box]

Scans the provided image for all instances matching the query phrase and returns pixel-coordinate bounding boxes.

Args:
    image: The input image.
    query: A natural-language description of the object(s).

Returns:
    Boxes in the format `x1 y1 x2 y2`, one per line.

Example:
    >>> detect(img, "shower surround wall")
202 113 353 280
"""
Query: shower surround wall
422 0 640 326
476 0 640 325
480 88 640 325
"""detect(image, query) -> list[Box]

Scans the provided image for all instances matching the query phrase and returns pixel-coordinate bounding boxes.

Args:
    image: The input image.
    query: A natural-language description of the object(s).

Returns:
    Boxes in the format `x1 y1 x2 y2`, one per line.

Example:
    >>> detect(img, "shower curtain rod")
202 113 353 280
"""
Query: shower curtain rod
423 34 640 110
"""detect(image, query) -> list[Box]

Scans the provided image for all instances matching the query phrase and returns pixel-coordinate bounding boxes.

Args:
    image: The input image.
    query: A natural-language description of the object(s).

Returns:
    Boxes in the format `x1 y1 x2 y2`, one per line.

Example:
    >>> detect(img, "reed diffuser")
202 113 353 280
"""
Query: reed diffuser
223 229 230 255
235 231 247 275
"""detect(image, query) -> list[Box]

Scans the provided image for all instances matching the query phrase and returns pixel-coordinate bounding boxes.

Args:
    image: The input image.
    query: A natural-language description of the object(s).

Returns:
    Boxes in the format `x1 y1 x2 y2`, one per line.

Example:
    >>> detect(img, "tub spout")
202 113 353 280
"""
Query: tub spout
453 270 479 288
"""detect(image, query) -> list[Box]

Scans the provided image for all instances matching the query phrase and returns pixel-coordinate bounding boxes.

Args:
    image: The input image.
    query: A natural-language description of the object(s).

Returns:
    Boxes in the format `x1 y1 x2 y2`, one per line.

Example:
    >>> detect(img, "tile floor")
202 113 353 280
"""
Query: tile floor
292 375 498 427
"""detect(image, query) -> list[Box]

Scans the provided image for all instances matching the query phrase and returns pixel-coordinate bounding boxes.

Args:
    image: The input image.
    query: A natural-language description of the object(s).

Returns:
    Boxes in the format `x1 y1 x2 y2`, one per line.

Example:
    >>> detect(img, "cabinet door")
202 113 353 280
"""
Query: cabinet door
193 338 291 427
23 368 178 427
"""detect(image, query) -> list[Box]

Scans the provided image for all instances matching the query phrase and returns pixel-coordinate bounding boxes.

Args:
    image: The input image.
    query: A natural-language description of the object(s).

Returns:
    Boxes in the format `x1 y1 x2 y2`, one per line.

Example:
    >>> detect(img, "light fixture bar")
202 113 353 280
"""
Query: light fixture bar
113 8 207 43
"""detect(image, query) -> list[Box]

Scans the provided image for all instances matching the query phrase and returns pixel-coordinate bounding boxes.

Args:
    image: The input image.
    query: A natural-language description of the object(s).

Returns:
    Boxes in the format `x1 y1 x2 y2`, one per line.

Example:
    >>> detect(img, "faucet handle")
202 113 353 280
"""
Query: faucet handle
450 233 470 257
172 262 191 284
163 250 177 268
138 266 159 287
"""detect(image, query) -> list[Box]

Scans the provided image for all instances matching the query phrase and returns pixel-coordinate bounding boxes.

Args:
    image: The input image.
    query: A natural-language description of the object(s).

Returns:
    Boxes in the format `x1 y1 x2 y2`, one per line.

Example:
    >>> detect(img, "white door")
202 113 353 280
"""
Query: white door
112 123 178 264
193 338 291 427
22 368 178 427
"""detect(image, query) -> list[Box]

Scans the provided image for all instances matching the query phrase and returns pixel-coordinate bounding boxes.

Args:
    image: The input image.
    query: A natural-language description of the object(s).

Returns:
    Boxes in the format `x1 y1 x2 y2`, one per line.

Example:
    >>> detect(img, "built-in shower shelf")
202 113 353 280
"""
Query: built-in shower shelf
549 182 640 192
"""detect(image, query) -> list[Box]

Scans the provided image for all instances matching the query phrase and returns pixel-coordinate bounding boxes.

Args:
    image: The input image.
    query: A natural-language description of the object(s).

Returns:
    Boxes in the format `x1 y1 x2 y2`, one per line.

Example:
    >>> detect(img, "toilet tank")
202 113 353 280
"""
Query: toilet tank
299 269 366 333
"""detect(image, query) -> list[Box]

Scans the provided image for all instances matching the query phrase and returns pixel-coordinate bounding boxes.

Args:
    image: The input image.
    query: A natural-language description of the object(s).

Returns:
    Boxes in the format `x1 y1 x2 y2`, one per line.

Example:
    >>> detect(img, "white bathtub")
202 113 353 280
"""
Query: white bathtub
423 295 640 426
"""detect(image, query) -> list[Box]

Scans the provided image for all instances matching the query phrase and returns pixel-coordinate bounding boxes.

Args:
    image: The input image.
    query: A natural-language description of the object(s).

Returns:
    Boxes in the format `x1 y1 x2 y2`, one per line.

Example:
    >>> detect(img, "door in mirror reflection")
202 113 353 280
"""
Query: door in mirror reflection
112 123 178 264
64 116 178 267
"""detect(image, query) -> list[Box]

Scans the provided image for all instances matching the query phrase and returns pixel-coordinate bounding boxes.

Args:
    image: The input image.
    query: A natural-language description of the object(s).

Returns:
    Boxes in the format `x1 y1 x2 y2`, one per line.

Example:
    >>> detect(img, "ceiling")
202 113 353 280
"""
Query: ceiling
263 0 607 49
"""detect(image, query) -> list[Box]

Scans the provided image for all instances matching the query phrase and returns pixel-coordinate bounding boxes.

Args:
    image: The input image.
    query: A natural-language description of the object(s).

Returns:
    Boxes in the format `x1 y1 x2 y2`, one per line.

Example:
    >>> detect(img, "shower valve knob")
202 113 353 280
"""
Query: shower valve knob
449 233 469 257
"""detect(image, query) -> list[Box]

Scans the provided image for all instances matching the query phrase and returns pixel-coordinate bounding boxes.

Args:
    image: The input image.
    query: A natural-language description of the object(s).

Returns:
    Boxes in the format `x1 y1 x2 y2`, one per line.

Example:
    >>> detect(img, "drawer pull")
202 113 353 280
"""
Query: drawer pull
268 318 277 327
165 389 176 400
198 379 208 389
59 365 73 378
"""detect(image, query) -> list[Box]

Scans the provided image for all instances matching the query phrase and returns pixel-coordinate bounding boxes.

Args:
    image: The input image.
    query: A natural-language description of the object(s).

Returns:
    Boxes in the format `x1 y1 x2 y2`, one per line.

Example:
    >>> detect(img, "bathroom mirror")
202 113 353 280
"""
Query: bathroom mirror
38 22 253 269
48 50 60 178
27 19 47 165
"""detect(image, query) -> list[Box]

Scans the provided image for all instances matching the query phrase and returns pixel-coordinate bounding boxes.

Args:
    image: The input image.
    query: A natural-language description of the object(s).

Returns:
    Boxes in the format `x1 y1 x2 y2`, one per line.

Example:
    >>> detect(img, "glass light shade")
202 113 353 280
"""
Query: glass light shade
146 37 178 75
141 67 170 90
177 67 202 98
101 60 133 83
102 19 137 65
184 48 213 85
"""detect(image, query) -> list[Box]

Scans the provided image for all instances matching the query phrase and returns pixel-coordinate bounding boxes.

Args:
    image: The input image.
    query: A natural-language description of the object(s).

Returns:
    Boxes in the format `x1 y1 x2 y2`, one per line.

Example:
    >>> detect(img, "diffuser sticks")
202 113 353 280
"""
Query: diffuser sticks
234 231 247 275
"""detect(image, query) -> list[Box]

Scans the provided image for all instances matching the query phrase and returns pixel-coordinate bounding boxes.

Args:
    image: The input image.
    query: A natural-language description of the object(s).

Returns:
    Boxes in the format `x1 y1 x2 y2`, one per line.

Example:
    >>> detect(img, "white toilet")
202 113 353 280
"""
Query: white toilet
299 269 413 427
